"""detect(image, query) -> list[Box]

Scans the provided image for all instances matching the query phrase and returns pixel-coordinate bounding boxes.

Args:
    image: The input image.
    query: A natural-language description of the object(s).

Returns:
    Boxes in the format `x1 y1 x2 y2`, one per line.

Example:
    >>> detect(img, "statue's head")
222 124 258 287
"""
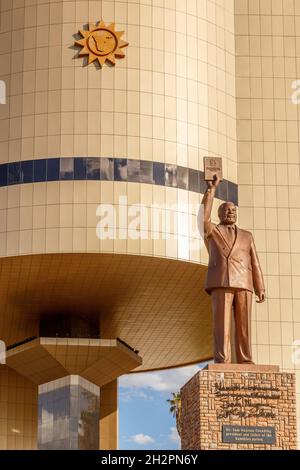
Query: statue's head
218 202 237 225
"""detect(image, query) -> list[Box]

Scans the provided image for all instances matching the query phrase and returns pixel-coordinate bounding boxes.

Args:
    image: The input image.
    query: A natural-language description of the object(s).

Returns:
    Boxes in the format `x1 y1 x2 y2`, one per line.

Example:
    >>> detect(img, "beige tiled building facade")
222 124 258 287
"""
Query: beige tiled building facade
0 0 299 449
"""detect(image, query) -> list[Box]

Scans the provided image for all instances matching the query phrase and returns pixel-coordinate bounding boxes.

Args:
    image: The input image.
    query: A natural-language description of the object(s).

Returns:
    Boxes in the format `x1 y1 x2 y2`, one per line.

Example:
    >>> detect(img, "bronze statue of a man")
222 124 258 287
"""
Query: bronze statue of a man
201 176 265 364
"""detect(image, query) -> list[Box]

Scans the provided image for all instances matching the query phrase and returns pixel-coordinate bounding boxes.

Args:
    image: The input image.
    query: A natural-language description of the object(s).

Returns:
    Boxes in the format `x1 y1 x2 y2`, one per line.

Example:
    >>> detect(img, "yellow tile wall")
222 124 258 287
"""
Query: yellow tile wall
235 0 300 447
0 366 37 450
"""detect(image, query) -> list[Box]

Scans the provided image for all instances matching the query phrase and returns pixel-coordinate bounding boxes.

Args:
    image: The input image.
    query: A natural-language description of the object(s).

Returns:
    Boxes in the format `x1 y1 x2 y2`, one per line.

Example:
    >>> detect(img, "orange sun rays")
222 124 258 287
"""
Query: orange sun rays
75 21 129 67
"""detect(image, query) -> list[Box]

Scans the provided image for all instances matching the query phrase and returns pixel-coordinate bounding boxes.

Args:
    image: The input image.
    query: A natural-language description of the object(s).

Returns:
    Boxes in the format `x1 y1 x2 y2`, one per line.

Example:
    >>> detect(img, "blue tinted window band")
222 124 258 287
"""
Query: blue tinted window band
0 157 238 205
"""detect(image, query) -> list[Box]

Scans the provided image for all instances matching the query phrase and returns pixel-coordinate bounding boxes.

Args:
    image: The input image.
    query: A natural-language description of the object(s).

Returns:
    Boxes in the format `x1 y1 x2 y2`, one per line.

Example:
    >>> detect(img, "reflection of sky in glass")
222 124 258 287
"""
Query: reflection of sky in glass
153 162 165 185
47 159 60 181
188 169 199 192
87 158 100 180
20 161 33 183
74 158 87 180
8 162 20 184
200 172 207 194
114 159 127 181
0 164 7 186
215 180 228 201
228 181 238 205
34 159 47 182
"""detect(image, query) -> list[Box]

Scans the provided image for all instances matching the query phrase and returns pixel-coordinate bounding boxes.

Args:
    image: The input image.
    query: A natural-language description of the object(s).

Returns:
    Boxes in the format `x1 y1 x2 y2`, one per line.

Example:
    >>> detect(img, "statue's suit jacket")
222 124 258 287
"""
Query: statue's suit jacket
201 188 265 295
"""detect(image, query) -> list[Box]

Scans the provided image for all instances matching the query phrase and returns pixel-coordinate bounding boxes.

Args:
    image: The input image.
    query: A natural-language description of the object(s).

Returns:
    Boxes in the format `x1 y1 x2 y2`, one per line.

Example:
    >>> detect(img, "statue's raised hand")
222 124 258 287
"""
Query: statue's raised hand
207 175 221 189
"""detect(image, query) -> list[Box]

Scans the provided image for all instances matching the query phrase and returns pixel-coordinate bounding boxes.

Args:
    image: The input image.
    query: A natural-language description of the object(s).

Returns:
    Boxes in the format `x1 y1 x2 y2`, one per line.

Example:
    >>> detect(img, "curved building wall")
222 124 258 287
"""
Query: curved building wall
1 0 300 450
0 0 237 262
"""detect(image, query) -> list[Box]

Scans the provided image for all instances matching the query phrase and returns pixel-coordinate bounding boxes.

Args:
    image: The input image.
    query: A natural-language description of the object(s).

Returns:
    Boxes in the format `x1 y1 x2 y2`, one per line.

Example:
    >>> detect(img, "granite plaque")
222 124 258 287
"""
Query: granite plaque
203 157 223 181
222 425 276 444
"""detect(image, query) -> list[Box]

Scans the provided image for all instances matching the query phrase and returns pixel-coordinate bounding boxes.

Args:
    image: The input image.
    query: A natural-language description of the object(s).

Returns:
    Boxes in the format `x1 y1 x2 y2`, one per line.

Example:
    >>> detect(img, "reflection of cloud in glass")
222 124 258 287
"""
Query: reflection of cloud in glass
114 158 127 181
165 164 177 187
140 161 153 184
60 158 74 180
128 160 140 182
38 377 100 449
87 158 100 180
100 158 113 180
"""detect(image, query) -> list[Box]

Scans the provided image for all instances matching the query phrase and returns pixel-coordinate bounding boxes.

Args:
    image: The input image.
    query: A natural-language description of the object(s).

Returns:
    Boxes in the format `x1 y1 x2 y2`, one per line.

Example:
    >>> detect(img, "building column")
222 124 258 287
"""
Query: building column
99 379 118 450
38 375 100 450
0 366 38 449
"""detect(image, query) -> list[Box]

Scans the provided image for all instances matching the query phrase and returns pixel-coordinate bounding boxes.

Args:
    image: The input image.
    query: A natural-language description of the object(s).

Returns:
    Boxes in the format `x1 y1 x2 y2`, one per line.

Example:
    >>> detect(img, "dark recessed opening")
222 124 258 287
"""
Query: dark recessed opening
39 315 100 339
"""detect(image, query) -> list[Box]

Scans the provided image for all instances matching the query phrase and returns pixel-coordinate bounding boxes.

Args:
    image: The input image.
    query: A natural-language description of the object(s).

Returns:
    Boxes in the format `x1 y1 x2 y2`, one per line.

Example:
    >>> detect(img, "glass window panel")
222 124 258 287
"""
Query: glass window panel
177 166 188 190
165 164 177 187
70 438 78 450
8 162 21 185
69 417 78 433
140 160 153 184
215 180 228 201
20 160 33 184
188 168 199 192
199 171 206 194
47 158 60 181
114 158 127 181
87 157 100 180
74 158 87 180
228 181 238 206
127 159 140 182
60 158 74 180
100 158 113 180
0 164 8 187
38 378 100 450
153 162 165 185
34 159 47 182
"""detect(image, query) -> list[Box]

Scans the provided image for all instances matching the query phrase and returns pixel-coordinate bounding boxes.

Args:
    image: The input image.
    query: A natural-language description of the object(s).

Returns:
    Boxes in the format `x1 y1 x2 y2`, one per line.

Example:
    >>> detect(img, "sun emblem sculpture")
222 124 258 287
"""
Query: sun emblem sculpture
75 21 129 67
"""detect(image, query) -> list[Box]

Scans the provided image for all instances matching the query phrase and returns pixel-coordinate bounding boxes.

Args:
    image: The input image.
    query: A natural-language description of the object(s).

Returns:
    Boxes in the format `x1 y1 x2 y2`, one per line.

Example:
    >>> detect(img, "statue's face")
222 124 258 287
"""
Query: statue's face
219 202 237 225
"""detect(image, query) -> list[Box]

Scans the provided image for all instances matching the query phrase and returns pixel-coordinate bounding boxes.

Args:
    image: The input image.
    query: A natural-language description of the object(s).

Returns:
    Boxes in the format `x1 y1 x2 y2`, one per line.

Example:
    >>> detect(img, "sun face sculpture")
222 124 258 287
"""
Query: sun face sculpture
75 21 129 67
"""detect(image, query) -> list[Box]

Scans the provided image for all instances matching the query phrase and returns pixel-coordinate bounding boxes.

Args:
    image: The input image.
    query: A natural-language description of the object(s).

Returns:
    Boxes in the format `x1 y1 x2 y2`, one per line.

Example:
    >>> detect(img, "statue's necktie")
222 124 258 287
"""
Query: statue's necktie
227 225 236 248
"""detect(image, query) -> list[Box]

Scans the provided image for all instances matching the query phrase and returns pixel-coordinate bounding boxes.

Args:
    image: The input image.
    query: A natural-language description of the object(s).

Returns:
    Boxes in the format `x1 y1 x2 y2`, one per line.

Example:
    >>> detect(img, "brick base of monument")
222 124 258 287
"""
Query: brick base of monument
180 364 297 450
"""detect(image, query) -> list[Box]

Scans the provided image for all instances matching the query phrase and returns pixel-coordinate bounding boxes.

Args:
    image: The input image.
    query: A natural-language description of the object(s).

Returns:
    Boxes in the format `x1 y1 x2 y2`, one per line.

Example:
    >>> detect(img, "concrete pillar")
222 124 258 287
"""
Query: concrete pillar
99 379 118 450
0 366 38 449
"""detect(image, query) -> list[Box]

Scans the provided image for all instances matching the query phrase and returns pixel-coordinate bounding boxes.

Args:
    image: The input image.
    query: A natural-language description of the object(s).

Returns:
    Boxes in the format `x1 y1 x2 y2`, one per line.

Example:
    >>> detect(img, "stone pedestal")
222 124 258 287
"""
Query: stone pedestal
180 364 297 450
